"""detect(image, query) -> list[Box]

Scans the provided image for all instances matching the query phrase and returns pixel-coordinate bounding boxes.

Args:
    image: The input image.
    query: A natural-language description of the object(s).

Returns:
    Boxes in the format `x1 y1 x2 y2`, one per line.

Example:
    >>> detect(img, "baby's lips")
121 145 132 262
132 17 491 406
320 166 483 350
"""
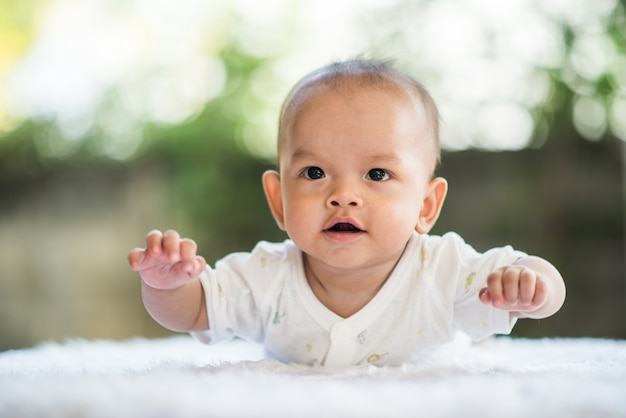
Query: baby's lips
324 217 364 231
327 222 363 232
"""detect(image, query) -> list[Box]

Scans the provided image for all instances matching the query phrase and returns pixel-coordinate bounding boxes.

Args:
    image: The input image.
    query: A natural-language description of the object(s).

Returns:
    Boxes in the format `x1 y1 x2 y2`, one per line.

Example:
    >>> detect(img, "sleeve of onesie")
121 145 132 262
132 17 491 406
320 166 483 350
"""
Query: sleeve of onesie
438 233 527 341
190 241 286 345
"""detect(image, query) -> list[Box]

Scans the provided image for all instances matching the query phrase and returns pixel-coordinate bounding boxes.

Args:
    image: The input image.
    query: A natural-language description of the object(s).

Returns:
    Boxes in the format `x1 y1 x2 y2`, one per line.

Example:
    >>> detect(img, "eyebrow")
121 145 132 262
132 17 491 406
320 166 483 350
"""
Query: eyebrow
290 148 317 162
289 147 403 164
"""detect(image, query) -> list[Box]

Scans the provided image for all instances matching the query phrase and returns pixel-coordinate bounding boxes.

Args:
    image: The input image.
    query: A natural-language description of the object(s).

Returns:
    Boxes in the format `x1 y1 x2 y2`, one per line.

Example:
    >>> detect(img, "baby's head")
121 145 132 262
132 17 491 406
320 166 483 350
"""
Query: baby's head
277 59 441 177
263 58 449 256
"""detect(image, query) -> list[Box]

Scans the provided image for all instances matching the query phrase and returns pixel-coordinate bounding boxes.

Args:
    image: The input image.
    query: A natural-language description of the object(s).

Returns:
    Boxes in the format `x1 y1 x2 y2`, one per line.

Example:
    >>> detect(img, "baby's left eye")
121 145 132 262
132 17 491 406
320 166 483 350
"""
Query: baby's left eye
366 168 389 181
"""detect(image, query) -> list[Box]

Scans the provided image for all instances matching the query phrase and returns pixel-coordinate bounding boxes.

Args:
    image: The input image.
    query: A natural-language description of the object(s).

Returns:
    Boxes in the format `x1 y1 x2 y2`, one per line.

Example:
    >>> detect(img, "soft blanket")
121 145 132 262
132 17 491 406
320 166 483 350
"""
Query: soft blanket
1 336 624 417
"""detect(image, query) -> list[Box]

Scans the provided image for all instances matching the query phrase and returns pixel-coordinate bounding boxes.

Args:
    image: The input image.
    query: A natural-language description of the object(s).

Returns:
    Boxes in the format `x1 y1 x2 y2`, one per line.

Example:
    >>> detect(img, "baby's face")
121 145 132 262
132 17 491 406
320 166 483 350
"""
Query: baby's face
276 86 435 272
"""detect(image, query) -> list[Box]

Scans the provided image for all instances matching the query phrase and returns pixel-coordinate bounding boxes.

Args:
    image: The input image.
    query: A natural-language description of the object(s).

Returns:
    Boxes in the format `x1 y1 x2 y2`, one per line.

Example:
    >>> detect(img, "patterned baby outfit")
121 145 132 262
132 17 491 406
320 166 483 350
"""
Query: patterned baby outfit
191 231 526 367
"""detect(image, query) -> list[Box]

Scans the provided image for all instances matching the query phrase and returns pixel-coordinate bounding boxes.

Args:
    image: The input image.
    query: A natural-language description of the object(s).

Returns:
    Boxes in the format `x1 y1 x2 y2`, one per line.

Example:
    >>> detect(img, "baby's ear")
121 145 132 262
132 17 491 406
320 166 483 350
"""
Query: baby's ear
262 170 286 231
416 177 448 234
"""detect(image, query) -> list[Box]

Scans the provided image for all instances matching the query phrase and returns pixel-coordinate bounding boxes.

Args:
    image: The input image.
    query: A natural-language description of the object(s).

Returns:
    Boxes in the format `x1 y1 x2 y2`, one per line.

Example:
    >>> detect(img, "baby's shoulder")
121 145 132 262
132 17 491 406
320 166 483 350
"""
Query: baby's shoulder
419 231 471 252
250 239 299 265
216 238 298 275
417 231 525 268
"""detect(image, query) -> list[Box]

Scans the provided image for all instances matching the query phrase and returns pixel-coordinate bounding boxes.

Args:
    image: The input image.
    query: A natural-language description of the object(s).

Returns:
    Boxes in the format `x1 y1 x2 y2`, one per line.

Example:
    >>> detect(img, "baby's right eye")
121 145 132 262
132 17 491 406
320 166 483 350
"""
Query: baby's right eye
302 166 325 179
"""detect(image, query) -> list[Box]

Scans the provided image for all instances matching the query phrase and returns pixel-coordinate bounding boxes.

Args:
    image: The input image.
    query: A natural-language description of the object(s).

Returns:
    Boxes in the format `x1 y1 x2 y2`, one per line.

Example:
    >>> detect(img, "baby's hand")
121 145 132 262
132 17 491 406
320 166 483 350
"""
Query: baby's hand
128 230 206 290
479 264 548 315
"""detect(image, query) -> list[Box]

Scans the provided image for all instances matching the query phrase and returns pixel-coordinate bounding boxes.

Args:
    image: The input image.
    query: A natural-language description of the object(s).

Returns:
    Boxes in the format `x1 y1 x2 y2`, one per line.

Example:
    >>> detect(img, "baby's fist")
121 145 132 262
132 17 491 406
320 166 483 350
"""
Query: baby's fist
479 265 548 313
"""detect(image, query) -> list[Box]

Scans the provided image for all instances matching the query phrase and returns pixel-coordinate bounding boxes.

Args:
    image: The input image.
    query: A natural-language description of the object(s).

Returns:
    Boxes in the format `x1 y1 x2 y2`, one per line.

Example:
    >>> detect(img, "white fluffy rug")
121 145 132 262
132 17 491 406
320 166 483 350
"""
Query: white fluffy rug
1 336 625 417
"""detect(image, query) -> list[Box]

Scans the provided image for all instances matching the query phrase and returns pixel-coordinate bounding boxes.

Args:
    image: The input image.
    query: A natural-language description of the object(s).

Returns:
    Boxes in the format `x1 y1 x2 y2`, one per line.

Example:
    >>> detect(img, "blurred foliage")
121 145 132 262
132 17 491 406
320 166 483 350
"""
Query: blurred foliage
0 0 42 133
0 44 287 260
144 47 288 257
363 0 626 149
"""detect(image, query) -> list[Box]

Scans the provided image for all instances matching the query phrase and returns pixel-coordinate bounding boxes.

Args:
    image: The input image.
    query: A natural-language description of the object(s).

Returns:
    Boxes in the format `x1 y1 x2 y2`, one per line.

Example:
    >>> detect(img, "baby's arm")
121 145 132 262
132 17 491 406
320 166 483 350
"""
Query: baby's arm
479 256 565 319
128 230 209 332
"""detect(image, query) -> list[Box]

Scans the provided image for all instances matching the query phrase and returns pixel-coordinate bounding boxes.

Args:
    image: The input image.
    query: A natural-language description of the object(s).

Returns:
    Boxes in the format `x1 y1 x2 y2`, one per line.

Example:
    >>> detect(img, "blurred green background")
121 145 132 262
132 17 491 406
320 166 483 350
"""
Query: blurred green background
0 0 624 351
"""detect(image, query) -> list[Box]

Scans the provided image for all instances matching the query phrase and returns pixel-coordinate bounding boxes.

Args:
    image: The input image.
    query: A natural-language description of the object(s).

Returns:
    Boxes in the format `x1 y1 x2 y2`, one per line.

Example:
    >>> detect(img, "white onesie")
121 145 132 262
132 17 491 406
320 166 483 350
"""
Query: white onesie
191 231 526 367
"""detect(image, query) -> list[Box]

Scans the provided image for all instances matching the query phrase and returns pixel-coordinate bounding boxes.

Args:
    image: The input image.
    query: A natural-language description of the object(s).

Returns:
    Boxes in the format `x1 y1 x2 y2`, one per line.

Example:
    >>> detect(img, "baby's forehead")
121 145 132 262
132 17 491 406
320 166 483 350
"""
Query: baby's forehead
281 78 431 143
281 76 434 142
281 86 436 169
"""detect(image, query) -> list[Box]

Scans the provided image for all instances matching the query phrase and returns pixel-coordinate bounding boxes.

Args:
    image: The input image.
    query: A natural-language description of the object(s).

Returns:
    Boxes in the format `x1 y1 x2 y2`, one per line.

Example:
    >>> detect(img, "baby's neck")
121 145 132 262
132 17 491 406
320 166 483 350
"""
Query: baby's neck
303 256 397 318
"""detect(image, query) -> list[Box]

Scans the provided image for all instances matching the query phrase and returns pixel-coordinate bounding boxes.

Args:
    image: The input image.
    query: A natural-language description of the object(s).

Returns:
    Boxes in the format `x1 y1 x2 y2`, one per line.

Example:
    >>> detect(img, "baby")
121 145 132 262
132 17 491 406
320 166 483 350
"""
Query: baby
128 59 566 367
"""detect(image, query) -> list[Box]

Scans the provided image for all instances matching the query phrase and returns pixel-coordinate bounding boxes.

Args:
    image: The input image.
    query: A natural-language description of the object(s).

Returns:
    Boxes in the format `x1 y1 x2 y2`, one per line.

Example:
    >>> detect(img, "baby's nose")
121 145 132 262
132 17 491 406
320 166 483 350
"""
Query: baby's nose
329 199 359 207
327 181 363 207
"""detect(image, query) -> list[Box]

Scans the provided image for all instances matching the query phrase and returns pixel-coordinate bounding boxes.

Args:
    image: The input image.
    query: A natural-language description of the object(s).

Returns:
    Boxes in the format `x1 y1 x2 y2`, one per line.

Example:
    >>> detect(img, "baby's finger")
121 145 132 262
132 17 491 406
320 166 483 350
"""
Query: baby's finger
486 269 505 305
127 249 146 270
191 255 207 276
479 287 492 304
179 238 198 269
532 276 549 306
168 254 206 282
145 230 164 256
501 267 521 304
163 230 181 262
518 269 537 306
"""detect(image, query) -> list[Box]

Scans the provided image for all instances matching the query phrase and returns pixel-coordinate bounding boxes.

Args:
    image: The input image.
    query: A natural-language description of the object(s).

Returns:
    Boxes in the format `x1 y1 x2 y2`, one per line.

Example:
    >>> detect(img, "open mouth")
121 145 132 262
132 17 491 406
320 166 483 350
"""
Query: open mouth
325 222 364 233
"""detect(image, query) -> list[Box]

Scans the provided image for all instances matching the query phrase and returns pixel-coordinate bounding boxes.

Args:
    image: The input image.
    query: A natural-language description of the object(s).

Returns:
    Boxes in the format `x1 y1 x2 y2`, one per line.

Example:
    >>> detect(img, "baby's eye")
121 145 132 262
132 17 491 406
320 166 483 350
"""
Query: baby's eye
302 166 325 180
366 168 389 181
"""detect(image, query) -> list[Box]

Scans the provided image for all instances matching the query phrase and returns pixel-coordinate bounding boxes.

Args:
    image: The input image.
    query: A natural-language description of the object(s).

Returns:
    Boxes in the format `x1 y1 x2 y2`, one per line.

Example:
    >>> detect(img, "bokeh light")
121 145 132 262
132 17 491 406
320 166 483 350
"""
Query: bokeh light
1 0 625 158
